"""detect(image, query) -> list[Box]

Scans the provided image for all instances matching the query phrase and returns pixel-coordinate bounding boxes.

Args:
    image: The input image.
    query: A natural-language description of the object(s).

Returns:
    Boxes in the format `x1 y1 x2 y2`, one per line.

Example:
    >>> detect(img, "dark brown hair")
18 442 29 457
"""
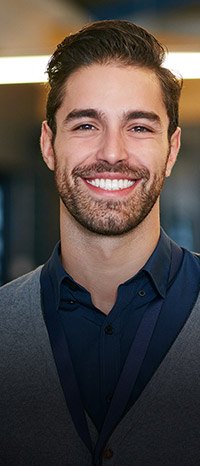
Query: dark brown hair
46 20 182 139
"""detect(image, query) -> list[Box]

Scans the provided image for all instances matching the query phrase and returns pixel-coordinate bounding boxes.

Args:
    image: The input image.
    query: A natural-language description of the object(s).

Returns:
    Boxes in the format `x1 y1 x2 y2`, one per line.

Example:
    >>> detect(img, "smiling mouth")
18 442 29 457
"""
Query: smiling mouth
85 178 136 191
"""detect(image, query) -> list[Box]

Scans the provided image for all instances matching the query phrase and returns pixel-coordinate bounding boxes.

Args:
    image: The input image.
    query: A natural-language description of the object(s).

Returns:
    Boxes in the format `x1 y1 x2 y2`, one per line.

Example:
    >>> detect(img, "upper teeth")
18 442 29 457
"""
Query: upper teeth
86 178 135 190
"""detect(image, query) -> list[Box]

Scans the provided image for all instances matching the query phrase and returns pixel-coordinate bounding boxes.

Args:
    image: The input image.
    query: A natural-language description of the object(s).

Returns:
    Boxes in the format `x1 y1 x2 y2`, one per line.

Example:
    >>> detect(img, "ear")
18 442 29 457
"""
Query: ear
40 121 55 171
165 127 181 177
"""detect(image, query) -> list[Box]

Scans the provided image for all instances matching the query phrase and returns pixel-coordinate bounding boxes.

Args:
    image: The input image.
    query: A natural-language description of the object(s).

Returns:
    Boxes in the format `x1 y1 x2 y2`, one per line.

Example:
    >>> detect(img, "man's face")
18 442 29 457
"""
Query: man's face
41 63 180 236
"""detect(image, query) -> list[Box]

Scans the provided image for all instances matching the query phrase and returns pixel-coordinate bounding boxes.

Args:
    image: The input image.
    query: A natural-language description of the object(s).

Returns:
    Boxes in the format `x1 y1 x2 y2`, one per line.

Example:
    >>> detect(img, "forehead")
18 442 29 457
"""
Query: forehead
59 63 167 122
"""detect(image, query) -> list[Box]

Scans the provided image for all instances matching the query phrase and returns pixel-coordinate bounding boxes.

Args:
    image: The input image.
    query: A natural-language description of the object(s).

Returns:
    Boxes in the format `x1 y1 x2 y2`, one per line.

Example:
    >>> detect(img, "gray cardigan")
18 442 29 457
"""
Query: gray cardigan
1 267 200 465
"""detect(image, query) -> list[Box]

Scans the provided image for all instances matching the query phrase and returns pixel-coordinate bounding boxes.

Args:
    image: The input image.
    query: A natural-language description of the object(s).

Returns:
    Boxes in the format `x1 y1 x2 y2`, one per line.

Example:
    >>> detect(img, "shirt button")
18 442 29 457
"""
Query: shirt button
138 289 146 297
102 447 114 459
68 299 76 304
104 325 113 335
106 394 113 403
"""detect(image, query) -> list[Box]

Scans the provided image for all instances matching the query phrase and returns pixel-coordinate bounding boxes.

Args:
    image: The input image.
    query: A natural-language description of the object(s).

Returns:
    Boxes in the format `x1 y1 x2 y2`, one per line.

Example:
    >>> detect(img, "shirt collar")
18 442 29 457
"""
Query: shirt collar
143 228 172 298
47 227 172 309
48 242 79 309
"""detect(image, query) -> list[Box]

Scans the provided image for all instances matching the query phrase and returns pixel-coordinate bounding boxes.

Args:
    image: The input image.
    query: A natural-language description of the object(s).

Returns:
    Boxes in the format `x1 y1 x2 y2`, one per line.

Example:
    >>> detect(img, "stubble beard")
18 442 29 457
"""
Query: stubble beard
54 158 168 237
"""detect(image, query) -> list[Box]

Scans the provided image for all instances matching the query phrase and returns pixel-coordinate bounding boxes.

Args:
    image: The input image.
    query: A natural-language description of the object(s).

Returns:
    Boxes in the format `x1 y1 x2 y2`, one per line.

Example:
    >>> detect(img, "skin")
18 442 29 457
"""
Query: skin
41 63 181 314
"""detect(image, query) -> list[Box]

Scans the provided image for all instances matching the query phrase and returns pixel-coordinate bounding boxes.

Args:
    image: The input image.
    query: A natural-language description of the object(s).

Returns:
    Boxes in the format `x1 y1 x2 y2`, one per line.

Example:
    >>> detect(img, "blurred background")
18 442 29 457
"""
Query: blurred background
0 0 199 283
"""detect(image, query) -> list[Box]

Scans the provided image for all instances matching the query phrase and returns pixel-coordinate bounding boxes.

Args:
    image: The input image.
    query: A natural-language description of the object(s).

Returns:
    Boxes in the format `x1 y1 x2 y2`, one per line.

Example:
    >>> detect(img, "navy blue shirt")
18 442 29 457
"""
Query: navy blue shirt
43 230 194 431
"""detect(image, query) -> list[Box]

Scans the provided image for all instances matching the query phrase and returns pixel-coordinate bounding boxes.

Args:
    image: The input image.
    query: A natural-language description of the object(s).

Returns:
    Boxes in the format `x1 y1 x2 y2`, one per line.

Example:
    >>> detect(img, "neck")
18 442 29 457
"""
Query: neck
60 202 160 314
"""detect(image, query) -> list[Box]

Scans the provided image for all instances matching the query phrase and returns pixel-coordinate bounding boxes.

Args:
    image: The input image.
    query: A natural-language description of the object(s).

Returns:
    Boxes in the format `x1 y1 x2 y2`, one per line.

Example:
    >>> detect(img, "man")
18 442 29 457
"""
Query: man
0 20 200 466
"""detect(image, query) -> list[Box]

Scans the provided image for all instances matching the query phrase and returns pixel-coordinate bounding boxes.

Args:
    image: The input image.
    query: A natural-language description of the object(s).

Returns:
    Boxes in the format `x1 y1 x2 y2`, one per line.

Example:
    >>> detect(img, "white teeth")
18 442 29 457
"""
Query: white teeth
86 178 135 191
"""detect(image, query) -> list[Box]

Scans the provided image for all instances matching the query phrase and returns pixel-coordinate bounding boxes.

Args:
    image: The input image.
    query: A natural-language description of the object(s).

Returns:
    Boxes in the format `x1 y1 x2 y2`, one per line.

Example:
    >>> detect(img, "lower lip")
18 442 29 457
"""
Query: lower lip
83 179 140 196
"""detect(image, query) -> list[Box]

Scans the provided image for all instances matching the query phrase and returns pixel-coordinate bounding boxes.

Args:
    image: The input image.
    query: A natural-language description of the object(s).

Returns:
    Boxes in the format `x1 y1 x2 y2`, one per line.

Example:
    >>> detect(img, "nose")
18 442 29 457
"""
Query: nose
96 127 128 165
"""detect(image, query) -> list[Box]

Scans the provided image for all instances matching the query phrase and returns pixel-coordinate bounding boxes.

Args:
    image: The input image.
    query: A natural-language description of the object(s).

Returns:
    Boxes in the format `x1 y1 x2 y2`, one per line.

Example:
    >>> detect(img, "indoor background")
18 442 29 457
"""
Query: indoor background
0 0 199 284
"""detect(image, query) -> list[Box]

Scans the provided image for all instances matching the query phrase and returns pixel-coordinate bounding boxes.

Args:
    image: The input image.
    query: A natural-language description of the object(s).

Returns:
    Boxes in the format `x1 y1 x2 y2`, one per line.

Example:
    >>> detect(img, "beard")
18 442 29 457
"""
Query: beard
54 158 168 236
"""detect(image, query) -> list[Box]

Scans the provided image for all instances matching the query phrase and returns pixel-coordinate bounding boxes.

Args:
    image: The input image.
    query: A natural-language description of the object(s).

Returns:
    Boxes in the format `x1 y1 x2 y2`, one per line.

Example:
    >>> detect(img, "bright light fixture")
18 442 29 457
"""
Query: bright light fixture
0 52 199 84
0 56 48 84
164 52 200 80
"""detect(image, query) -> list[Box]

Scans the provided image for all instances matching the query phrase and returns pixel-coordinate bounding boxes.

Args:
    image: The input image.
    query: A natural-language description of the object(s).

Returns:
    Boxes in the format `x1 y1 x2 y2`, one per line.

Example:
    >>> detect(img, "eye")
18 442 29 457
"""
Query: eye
131 125 151 133
74 123 96 131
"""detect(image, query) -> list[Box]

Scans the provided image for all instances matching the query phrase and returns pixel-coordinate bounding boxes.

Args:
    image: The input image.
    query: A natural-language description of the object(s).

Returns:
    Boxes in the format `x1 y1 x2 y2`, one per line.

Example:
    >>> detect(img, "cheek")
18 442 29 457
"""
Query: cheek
128 135 168 156
140 149 169 179
146 139 170 165
128 143 167 173
55 137 97 169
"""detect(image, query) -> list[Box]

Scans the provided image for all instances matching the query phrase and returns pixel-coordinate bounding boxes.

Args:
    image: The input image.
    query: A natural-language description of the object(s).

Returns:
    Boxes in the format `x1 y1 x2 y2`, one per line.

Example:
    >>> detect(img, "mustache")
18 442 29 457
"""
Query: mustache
72 161 150 180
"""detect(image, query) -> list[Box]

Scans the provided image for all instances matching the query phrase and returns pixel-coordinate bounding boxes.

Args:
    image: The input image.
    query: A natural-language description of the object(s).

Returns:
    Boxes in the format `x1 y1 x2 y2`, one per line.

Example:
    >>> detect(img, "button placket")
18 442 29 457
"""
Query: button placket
100 316 120 420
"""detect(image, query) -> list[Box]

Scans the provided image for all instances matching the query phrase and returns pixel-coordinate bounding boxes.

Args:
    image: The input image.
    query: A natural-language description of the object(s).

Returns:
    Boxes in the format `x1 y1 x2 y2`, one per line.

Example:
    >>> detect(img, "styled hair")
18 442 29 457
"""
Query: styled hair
46 19 182 139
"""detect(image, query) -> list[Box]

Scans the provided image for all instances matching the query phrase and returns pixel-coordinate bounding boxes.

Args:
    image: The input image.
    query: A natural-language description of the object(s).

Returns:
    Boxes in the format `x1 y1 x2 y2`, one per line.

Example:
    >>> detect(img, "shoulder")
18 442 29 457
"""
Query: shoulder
194 290 200 308
0 266 43 307
180 248 200 286
192 252 200 259
0 266 44 339
184 248 200 265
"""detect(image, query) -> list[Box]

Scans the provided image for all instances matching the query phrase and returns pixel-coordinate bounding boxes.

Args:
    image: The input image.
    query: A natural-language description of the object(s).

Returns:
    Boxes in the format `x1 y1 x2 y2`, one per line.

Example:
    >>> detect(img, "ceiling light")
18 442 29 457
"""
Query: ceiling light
164 52 200 80
0 56 48 84
0 52 199 84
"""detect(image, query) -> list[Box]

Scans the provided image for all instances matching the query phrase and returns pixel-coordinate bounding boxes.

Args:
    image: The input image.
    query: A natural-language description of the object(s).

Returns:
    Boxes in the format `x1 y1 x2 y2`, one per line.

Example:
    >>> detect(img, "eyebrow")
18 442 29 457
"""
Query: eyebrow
123 110 161 125
64 108 104 123
63 108 161 126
